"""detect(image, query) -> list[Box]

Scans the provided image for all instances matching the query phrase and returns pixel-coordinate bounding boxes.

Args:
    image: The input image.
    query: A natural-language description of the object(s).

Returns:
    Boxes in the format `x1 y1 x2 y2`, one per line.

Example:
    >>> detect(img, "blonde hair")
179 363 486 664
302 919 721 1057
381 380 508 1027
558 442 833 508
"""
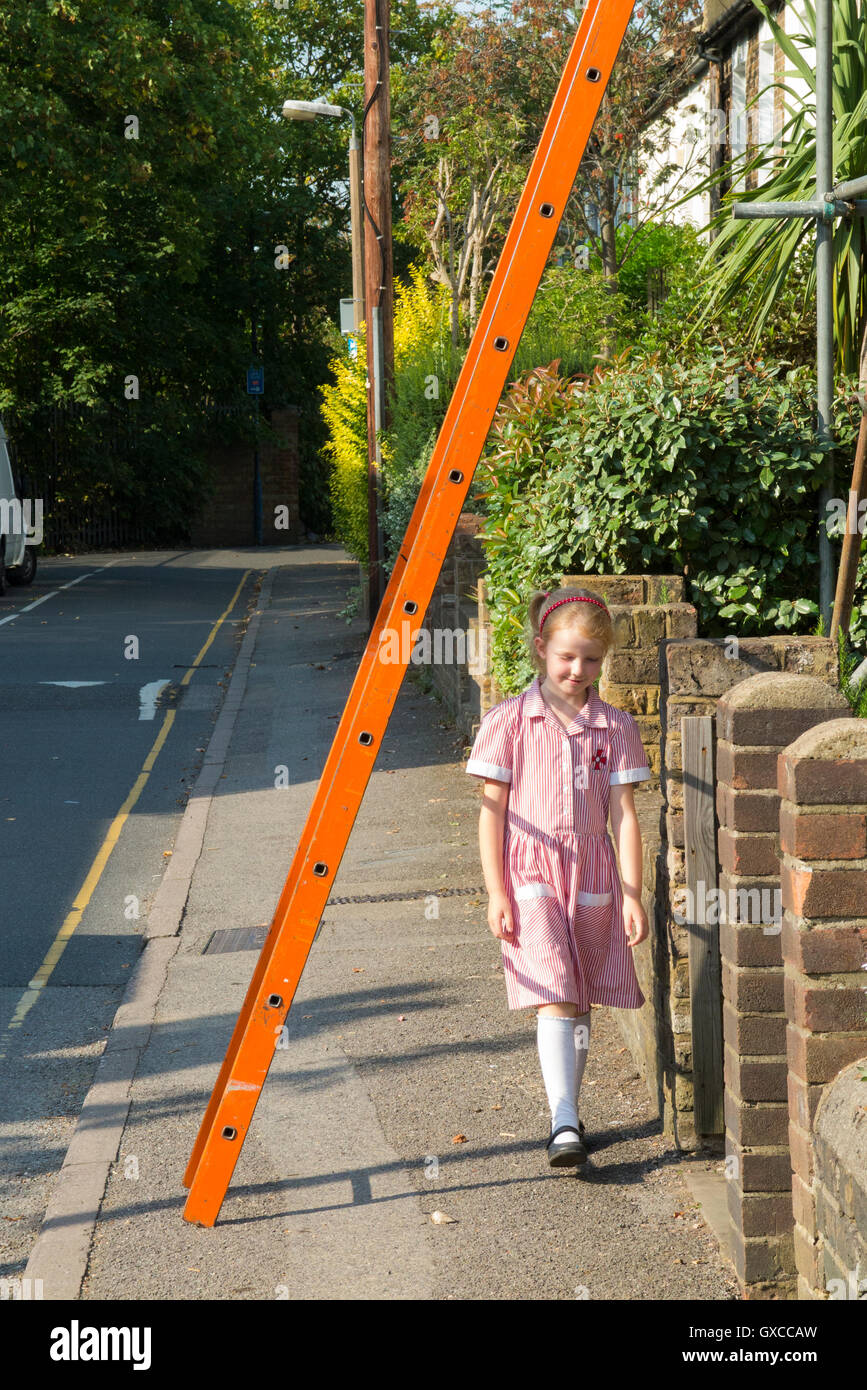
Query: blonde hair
526 585 614 677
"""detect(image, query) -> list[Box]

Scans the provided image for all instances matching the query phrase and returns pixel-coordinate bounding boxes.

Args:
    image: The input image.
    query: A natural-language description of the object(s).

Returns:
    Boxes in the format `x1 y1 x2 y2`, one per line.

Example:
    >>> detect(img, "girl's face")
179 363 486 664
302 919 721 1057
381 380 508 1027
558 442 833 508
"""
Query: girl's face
534 623 606 698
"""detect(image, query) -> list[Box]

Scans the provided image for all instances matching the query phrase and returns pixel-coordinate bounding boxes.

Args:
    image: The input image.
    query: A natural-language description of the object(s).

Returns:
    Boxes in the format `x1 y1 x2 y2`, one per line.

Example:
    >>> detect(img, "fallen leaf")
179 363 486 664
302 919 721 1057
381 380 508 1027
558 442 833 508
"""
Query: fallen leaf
352 968 364 973
491 1104 503 1111
429 1211 457 1224
452 1133 468 1144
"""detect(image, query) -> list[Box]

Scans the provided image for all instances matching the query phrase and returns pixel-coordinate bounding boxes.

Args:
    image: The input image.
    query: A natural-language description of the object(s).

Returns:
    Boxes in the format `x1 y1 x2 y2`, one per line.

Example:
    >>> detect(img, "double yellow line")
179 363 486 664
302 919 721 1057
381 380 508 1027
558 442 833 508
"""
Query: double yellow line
0 570 253 1055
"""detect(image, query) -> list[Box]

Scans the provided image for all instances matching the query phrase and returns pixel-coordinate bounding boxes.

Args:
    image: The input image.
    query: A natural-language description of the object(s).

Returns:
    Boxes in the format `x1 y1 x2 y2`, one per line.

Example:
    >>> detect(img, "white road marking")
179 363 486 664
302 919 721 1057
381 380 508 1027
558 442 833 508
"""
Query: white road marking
0 560 120 628
40 681 107 688
139 679 171 720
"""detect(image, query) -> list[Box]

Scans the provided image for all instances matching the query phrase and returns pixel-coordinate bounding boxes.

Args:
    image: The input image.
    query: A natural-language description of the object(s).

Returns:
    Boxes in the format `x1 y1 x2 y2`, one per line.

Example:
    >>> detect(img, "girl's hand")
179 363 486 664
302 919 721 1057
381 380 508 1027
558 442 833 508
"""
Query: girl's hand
487 890 514 940
623 893 648 948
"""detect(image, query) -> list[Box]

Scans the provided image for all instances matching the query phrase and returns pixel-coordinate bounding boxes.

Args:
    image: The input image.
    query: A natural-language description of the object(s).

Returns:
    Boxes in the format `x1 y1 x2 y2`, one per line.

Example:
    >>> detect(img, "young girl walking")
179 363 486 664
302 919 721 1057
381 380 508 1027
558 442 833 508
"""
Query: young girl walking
466 585 650 1167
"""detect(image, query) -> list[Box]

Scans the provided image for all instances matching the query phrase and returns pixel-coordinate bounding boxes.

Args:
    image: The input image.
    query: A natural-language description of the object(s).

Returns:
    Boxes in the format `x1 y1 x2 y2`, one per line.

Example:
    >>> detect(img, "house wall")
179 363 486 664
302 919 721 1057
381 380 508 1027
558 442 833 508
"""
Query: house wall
639 79 713 233
636 1 810 237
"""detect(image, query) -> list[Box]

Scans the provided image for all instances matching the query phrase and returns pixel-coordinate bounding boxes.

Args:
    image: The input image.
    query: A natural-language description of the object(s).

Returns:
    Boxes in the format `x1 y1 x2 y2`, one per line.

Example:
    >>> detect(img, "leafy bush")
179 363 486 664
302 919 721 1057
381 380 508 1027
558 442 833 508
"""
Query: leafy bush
380 264 465 572
319 318 369 563
475 351 861 696
320 264 468 565
609 221 695 310
513 263 632 378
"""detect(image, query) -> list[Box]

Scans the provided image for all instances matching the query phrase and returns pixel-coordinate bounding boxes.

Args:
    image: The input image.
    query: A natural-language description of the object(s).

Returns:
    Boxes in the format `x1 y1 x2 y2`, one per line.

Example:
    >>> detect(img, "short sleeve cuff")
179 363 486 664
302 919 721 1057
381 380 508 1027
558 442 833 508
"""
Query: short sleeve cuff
610 766 651 785
466 759 512 783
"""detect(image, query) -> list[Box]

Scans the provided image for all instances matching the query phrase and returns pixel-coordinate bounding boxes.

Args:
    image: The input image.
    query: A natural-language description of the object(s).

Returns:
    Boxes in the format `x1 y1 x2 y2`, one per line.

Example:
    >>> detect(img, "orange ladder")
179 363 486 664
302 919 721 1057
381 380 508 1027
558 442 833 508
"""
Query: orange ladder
183 0 637 1226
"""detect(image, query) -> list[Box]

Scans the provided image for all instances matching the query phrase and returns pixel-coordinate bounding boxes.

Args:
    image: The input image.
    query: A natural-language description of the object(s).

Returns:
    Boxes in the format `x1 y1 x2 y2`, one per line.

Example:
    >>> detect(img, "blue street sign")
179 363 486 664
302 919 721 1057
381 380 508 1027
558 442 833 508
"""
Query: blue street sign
247 366 264 395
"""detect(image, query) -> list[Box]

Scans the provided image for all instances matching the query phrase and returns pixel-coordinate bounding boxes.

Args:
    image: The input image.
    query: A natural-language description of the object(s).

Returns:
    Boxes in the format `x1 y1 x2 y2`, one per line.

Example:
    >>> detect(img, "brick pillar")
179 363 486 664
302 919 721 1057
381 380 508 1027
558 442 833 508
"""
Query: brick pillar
778 719 867 1299
716 673 849 1297
660 636 838 1151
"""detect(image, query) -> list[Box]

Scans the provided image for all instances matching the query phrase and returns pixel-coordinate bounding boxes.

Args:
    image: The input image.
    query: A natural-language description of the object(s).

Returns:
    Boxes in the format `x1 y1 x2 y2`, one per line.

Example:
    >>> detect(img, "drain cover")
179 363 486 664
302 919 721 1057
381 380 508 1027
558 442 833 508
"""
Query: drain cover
202 885 486 954
204 926 269 955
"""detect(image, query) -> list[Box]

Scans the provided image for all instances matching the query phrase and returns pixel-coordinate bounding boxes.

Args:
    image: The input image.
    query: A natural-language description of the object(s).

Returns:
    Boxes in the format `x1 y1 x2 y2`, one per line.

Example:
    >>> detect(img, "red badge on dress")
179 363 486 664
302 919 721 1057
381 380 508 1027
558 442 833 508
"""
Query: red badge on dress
591 748 607 770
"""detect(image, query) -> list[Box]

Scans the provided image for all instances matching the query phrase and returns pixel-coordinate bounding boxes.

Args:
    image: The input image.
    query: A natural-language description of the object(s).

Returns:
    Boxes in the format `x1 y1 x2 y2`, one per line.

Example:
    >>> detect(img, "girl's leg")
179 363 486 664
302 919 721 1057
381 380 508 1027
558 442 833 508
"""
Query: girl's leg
536 1004 581 1141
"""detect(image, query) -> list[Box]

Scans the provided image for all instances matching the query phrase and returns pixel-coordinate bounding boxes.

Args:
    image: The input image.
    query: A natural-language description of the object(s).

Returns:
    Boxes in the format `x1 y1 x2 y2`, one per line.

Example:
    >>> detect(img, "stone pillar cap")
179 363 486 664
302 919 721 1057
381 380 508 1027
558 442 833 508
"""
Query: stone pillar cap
718 672 848 712
781 717 867 761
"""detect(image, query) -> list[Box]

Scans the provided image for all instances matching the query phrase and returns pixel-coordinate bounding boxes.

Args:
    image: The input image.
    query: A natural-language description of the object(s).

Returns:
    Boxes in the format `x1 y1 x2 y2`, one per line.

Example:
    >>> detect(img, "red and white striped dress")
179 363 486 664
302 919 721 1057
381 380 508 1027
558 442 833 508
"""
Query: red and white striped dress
466 675 651 1011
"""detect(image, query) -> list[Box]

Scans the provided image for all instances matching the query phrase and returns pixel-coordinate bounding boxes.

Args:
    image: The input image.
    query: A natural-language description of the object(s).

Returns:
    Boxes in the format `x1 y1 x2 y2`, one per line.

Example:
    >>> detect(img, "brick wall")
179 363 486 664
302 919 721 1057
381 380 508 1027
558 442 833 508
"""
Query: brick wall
714 673 848 1297
778 718 867 1299
189 406 302 548
423 512 489 738
659 638 840 1156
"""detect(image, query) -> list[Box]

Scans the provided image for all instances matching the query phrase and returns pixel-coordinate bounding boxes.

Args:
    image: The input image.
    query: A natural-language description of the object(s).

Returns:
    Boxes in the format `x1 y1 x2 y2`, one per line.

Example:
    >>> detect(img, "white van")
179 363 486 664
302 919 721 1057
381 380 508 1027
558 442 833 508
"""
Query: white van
0 416 39 595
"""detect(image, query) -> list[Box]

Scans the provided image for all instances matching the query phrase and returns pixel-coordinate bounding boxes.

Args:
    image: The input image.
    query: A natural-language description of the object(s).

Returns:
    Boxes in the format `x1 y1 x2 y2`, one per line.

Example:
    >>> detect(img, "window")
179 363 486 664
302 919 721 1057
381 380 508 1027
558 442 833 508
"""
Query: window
757 18 777 150
729 35 748 191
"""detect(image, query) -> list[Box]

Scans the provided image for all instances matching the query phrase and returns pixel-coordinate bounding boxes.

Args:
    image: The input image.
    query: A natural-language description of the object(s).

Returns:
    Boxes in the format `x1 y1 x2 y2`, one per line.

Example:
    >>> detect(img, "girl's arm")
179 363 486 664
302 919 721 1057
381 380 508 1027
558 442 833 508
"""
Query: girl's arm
478 780 514 938
609 781 648 947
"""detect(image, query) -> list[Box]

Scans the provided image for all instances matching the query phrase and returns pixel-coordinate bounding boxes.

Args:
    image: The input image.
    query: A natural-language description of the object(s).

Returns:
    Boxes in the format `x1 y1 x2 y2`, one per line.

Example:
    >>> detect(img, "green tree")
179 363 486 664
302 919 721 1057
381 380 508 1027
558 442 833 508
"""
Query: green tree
0 0 444 537
392 0 702 354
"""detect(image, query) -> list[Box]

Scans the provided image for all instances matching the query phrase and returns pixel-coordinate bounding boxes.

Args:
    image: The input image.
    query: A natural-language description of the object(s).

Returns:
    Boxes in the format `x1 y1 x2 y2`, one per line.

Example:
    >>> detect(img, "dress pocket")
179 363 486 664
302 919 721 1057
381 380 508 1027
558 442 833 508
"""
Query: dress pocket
572 889 614 955
513 882 563 950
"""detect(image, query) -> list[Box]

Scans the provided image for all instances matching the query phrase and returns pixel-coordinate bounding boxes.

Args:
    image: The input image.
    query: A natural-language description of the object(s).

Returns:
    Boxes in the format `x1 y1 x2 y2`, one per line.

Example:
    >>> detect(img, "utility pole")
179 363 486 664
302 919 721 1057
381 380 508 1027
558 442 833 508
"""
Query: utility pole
363 0 394 625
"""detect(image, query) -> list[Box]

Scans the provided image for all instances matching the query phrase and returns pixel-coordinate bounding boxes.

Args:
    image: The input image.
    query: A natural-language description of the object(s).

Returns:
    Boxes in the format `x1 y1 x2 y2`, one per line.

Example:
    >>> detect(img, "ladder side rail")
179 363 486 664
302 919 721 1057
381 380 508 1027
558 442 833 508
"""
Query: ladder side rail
183 0 636 1224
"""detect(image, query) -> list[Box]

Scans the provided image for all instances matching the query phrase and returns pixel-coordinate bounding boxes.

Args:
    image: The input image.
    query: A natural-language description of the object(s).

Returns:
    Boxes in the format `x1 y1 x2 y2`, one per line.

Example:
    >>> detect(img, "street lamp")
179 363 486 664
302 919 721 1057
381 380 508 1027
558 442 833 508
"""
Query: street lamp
281 99 365 335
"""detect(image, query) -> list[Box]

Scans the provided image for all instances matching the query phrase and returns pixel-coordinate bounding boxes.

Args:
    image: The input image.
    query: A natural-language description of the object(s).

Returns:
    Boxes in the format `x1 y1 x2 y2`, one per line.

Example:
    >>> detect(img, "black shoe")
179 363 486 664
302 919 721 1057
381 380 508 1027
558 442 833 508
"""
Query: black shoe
546 1123 588 1167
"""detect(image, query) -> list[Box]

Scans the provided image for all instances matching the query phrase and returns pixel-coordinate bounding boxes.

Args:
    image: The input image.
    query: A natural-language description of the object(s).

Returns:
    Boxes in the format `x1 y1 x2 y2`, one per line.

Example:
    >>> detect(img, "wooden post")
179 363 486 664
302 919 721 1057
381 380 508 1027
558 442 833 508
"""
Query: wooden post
681 715 724 1136
363 0 394 623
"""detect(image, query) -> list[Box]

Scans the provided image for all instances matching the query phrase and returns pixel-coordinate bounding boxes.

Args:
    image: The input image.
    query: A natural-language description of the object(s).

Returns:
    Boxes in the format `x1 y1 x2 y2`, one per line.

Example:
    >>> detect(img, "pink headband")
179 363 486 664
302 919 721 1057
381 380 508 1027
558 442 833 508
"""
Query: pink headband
539 593 608 632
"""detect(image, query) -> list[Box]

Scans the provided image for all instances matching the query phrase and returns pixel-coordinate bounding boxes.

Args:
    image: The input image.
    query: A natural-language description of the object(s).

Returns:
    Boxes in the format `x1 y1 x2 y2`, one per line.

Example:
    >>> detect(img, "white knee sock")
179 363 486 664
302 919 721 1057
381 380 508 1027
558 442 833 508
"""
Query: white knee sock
537 1015 580 1140
574 1011 591 1108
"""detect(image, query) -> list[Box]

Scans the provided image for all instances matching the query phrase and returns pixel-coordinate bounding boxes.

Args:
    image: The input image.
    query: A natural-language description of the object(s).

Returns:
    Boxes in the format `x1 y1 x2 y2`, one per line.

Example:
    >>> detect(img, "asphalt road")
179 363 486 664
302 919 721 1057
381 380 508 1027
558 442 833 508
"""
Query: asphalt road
0 551 262 1276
